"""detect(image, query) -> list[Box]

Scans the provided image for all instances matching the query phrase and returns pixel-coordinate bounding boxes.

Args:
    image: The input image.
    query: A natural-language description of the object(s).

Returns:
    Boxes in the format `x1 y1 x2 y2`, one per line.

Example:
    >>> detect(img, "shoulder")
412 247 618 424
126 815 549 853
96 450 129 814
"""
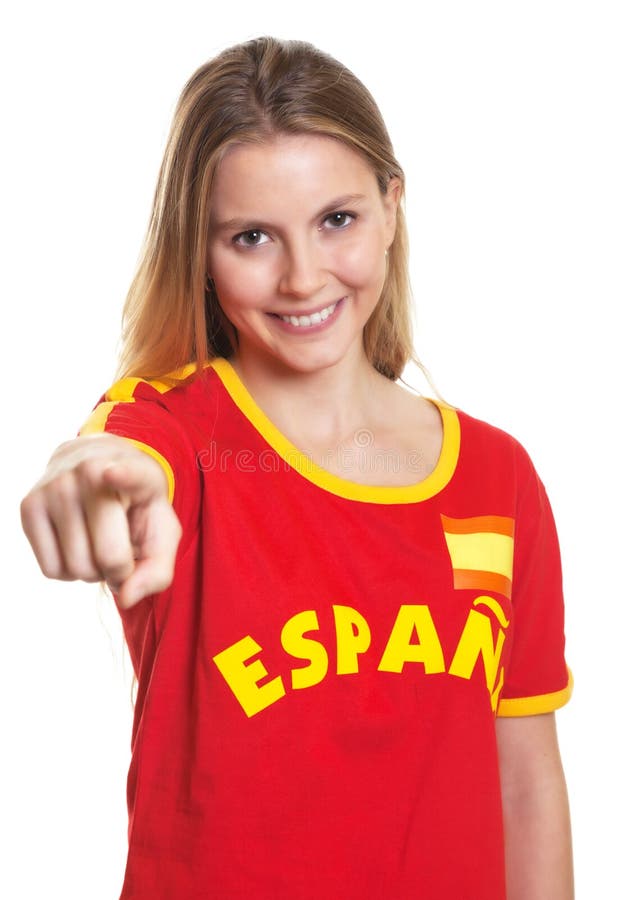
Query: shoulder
448 407 531 465
99 361 215 405
89 360 226 424
445 401 542 487
80 360 227 452
452 403 520 448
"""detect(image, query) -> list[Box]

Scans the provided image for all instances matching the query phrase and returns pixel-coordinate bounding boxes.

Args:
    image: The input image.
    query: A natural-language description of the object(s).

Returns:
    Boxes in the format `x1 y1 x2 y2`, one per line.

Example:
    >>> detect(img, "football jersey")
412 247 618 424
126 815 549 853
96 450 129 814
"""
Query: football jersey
80 356 572 899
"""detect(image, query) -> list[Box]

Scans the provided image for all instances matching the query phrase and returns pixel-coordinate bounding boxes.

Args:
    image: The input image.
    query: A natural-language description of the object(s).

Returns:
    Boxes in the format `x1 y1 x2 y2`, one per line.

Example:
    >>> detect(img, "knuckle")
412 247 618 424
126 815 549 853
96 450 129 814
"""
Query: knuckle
77 472 107 503
76 457 110 485
20 492 40 528
53 471 79 503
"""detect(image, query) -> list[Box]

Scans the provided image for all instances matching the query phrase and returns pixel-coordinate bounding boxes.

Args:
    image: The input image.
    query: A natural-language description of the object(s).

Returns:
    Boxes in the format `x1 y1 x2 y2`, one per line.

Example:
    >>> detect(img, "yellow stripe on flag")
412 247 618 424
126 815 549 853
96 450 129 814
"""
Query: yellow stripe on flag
441 515 515 599
443 531 514 580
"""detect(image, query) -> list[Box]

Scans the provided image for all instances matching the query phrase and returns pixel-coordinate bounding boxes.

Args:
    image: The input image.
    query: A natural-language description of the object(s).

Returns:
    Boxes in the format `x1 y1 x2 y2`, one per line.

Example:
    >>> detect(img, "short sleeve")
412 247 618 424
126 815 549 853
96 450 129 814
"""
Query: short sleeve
77 374 201 540
496 445 573 716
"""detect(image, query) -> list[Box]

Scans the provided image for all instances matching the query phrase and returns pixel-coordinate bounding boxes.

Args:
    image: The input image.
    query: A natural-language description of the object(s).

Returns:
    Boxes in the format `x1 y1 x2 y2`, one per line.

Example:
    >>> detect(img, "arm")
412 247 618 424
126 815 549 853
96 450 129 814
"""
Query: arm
496 713 574 900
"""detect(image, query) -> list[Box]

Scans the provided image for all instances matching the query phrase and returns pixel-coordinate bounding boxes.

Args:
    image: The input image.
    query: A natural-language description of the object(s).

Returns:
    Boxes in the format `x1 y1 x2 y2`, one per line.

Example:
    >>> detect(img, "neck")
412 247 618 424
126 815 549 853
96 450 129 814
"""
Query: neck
228 346 388 445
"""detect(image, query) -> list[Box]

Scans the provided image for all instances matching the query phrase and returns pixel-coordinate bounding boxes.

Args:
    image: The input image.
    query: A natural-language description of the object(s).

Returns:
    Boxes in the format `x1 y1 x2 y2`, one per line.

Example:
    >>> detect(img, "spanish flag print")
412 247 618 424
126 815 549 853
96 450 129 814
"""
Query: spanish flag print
440 515 515 600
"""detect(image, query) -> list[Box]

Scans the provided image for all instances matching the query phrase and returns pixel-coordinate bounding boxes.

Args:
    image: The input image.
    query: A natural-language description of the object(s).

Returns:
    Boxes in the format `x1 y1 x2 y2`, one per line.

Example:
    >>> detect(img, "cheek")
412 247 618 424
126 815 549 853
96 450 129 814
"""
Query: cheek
211 254 275 306
334 237 386 290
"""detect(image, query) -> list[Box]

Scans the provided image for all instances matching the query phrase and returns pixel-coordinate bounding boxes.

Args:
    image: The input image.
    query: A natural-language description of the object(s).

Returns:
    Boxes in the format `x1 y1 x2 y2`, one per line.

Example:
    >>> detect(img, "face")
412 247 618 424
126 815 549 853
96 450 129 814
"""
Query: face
206 133 401 379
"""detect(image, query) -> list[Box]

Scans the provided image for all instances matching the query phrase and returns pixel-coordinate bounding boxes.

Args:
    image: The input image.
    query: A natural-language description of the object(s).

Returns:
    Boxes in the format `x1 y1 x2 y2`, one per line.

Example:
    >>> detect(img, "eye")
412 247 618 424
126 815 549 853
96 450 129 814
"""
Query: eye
323 211 356 229
232 229 270 248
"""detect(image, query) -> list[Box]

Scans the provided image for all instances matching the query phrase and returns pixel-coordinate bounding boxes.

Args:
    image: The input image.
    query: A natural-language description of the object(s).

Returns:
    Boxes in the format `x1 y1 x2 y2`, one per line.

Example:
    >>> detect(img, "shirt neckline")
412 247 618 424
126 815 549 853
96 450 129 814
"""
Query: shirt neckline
208 356 460 504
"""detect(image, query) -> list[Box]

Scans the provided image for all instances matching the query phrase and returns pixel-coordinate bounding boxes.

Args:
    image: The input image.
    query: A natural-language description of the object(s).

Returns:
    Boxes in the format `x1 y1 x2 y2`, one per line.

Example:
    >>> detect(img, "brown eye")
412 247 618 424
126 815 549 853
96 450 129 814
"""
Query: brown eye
233 229 269 247
324 212 355 229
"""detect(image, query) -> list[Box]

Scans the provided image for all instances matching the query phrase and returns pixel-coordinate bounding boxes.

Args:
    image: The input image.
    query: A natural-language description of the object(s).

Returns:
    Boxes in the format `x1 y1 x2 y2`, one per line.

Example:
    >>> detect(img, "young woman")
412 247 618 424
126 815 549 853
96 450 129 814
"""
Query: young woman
20 36 574 899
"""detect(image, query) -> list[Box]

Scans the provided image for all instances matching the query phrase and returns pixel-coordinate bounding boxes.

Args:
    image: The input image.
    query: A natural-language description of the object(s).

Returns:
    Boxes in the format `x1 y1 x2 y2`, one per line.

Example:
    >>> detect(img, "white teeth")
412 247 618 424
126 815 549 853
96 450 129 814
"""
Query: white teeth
279 300 340 327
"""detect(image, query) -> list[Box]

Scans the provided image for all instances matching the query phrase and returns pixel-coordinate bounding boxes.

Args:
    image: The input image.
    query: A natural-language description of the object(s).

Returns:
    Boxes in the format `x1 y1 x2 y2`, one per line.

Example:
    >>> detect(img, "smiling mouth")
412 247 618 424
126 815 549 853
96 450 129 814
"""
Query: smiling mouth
268 298 343 328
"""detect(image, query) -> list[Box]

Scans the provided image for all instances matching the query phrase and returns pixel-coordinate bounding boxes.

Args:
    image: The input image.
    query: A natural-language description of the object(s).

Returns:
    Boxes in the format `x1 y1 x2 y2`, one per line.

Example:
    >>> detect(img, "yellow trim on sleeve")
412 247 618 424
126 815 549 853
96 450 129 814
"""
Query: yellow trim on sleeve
79 401 118 436
117 438 175 505
496 668 574 717
79 403 176 505
105 363 199 400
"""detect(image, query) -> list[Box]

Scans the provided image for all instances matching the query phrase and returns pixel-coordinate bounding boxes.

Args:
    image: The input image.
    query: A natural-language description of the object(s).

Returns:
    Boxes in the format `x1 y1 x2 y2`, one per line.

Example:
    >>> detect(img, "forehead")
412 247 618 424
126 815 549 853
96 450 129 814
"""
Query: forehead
210 134 379 211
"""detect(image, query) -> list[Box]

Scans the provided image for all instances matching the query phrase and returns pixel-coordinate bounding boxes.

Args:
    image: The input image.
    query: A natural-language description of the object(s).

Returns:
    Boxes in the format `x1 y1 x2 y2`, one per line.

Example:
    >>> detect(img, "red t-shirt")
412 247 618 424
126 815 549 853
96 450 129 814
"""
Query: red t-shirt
80 356 572 899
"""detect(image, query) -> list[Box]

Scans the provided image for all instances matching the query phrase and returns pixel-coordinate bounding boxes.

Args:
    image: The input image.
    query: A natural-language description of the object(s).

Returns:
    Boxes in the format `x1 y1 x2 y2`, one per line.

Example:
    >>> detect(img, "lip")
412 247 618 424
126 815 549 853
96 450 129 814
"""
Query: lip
266 298 344 318
266 297 346 333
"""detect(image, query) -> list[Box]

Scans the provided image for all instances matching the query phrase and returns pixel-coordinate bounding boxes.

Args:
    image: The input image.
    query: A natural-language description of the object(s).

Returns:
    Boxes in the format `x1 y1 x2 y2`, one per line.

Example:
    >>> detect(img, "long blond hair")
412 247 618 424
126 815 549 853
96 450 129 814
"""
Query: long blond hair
114 35 436 390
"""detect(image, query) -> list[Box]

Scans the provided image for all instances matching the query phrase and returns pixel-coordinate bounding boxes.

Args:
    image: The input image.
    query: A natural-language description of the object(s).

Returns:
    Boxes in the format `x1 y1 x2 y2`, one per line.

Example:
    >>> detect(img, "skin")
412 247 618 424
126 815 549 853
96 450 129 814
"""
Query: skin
21 132 574 895
497 714 574 899
206 133 401 384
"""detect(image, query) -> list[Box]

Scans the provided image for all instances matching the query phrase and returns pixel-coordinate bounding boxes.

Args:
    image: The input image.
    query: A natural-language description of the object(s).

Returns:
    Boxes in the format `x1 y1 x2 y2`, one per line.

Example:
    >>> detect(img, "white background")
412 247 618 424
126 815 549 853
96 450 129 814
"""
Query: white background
3 1 627 897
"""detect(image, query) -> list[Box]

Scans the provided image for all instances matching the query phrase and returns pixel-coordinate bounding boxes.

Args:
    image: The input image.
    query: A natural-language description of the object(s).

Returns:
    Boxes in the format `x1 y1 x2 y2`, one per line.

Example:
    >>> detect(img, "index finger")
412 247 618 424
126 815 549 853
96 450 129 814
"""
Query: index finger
112 499 182 608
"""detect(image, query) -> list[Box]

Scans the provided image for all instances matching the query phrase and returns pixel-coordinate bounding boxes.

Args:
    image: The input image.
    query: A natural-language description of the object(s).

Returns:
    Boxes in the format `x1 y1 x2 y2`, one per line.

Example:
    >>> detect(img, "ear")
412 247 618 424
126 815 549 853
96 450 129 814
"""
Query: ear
382 176 402 248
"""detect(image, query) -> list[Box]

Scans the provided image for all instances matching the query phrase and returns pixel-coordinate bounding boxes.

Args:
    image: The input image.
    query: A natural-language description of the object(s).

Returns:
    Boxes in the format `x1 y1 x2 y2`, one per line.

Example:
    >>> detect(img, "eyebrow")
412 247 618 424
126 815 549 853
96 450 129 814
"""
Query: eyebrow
211 193 368 232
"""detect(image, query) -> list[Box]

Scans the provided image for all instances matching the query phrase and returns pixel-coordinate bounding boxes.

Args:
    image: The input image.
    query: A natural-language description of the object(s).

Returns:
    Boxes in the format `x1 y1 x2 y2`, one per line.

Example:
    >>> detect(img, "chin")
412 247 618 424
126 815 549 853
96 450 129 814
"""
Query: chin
272 346 348 376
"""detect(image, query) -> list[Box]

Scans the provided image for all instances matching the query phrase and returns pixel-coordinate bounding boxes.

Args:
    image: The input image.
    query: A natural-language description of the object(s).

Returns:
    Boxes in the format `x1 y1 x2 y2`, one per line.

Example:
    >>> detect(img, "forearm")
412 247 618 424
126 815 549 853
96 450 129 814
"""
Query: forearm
497 714 574 900
502 765 574 899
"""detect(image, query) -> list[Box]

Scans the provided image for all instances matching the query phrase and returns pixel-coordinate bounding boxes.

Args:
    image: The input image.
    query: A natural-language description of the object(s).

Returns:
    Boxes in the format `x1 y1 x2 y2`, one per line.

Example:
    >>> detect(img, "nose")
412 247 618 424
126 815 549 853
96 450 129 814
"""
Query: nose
278 237 326 299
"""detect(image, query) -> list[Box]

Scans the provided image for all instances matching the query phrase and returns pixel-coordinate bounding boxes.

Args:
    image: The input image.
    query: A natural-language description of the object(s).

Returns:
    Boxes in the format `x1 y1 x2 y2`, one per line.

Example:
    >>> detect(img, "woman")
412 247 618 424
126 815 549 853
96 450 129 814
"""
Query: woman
20 35 573 898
